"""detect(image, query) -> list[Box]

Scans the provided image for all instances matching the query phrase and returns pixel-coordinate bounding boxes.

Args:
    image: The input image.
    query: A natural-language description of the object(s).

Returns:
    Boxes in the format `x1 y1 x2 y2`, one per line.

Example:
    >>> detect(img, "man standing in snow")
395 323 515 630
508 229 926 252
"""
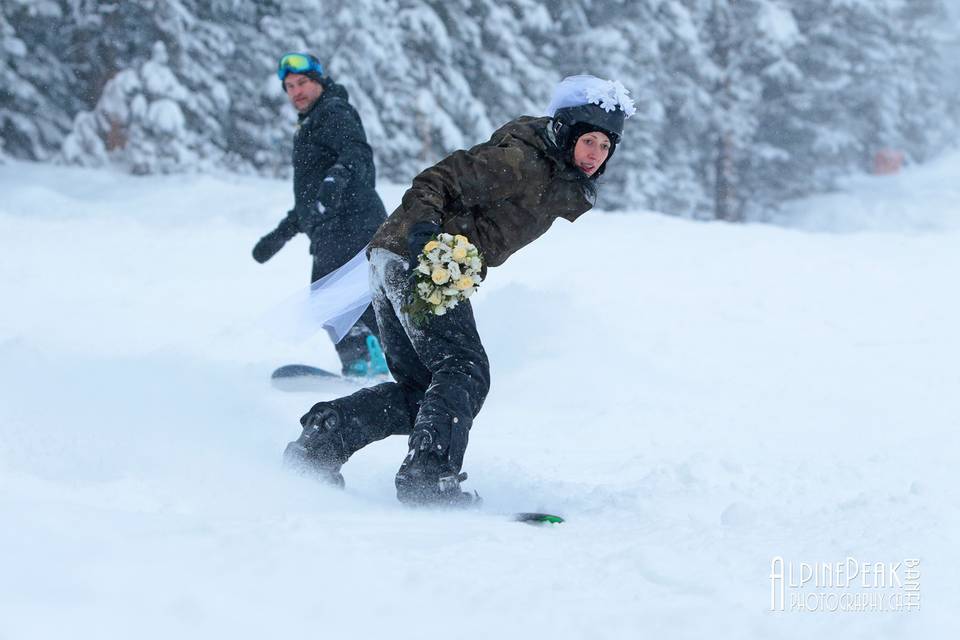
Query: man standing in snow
252 53 388 377
284 75 634 505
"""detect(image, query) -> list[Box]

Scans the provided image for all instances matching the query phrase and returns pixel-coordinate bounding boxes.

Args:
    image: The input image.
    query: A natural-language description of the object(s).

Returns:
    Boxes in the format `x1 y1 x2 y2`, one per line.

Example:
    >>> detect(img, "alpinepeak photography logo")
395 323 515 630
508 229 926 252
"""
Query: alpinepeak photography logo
770 556 921 613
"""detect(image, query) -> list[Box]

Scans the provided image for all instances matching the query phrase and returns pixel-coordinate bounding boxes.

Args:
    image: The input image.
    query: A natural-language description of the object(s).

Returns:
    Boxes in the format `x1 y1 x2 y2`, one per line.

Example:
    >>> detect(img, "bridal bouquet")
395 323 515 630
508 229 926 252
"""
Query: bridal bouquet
406 233 483 323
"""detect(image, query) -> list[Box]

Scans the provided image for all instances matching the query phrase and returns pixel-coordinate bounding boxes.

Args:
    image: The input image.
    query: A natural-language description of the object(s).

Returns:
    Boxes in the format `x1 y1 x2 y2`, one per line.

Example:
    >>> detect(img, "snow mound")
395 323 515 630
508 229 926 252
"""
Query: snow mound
772 149 960 233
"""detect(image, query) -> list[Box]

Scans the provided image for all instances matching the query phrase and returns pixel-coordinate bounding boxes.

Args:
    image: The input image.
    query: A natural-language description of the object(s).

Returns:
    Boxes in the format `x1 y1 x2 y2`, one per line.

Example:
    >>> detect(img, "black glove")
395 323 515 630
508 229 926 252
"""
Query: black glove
406 221 442 270
252 230 287 263
252 217 297 263
318 166 350 211
294 204 322 235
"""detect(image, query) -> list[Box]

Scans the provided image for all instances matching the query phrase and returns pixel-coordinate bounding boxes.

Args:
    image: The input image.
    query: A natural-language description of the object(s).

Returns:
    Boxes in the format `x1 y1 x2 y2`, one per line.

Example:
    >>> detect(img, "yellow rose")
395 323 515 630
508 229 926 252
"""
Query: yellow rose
423 240 440 253
428 290 443 305
451 245 468 262
454 234 469 245
455 275 474 290
431 267 450 285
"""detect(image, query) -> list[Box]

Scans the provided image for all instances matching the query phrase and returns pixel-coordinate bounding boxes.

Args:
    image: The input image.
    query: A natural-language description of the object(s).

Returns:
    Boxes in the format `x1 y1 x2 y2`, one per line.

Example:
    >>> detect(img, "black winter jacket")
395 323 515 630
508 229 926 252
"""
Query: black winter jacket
279 79 387 278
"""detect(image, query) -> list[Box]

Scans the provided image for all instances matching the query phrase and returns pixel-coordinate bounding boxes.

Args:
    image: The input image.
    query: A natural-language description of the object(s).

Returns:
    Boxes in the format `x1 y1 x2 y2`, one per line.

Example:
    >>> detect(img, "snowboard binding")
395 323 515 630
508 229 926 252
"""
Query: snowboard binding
395 429 480 507
283 402 348 488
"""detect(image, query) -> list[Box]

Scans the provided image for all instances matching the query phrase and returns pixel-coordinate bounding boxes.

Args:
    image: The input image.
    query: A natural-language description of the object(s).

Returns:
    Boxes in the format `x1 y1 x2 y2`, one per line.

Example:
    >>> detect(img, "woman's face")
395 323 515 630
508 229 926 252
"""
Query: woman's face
572 131 611 177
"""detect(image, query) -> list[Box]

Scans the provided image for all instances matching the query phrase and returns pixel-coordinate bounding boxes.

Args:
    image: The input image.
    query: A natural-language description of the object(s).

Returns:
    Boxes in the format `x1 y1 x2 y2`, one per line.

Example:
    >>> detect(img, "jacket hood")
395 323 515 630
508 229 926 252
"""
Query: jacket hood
320 78 350 102
491 116 550 152
491 116 596 197
489 116 571 170
299 79 351 120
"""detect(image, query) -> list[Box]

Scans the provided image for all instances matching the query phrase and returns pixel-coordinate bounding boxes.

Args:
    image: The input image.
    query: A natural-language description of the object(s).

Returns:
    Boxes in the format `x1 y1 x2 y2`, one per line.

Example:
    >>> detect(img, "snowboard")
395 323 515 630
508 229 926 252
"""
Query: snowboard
512 512 565 525
270 363 348 392
273 367 564 526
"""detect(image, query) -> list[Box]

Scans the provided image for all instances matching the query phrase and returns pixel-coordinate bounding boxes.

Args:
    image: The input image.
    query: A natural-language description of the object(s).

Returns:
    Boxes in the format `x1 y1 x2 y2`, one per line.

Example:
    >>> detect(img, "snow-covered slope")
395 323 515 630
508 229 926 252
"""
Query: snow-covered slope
1 156 958 638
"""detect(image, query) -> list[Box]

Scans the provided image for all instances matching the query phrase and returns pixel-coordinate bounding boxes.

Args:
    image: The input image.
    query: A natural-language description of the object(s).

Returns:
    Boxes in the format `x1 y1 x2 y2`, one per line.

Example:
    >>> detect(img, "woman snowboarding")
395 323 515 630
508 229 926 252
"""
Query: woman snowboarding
283 75 635 505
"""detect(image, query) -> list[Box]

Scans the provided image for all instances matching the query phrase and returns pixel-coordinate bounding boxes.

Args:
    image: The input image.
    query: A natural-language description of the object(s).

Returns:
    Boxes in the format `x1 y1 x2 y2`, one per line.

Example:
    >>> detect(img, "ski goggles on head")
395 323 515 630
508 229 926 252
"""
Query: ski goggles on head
277 53 323 81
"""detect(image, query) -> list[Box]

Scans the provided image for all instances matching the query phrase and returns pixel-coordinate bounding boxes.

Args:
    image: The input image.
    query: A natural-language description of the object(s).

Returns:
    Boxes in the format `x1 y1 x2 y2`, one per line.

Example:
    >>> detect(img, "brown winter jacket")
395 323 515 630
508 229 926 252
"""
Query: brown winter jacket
369 116 595 268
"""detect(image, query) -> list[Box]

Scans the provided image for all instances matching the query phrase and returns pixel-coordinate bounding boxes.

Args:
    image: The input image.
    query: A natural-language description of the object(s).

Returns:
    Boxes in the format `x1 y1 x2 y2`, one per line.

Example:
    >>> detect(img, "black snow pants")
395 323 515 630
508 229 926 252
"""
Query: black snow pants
325 248 490 474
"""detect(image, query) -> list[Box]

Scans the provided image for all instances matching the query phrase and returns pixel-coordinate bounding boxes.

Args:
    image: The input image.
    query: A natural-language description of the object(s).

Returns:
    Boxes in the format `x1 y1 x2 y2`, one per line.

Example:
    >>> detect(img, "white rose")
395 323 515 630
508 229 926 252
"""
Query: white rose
431 267 450 285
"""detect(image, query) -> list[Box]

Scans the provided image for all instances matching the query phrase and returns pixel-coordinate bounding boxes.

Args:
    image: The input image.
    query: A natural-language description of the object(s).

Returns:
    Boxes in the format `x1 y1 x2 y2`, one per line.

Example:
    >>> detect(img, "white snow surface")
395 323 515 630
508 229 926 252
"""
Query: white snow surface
1 155 959 638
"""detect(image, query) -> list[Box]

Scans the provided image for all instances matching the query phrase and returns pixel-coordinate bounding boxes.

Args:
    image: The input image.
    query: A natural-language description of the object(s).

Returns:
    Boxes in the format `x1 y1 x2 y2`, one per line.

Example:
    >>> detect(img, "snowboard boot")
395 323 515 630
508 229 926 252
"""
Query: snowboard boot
395 429 480 508
366 335 390 376
341 336 390 379
283 402 348 488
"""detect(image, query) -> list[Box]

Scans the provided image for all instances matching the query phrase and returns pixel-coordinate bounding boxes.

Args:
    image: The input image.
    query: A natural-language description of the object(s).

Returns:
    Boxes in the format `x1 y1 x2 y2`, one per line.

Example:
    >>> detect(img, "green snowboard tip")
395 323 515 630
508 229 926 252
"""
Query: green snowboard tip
514 512 565 525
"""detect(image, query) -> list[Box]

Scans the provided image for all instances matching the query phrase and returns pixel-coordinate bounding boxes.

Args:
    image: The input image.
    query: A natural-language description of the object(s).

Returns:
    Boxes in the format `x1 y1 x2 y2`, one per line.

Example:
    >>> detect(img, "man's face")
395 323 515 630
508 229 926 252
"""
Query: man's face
284 73 323 113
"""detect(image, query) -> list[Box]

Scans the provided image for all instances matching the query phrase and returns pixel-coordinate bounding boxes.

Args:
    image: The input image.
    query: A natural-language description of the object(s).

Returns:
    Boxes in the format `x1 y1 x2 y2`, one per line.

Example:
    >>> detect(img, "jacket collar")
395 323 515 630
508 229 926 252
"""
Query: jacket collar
297 80 350 124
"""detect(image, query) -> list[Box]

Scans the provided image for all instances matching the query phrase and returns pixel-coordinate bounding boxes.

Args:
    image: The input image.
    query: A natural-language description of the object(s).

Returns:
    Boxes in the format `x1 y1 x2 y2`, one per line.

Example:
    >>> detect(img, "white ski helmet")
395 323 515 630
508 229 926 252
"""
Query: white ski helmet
547 74 636 145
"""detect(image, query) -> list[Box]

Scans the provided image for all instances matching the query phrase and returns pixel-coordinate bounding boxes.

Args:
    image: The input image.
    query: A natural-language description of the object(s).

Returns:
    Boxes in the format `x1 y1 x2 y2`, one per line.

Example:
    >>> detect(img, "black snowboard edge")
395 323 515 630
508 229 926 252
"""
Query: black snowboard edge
271 364 341 380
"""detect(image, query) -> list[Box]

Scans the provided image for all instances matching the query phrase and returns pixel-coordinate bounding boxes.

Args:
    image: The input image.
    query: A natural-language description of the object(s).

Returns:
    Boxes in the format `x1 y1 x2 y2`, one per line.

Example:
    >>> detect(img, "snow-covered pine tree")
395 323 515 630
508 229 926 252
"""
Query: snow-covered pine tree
313 0 563 184
62 0 165 108
61 1 219 172
553 0 669 211
0 1 78 161
655 0 802 220
890 0 954 164
759 0 953 210
197 0 299 174
5 0 956 219
783 2 895 191
728 0 804 217
61 0 311 174
644 0 716 218
459 0 560 126
310 0 469 180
